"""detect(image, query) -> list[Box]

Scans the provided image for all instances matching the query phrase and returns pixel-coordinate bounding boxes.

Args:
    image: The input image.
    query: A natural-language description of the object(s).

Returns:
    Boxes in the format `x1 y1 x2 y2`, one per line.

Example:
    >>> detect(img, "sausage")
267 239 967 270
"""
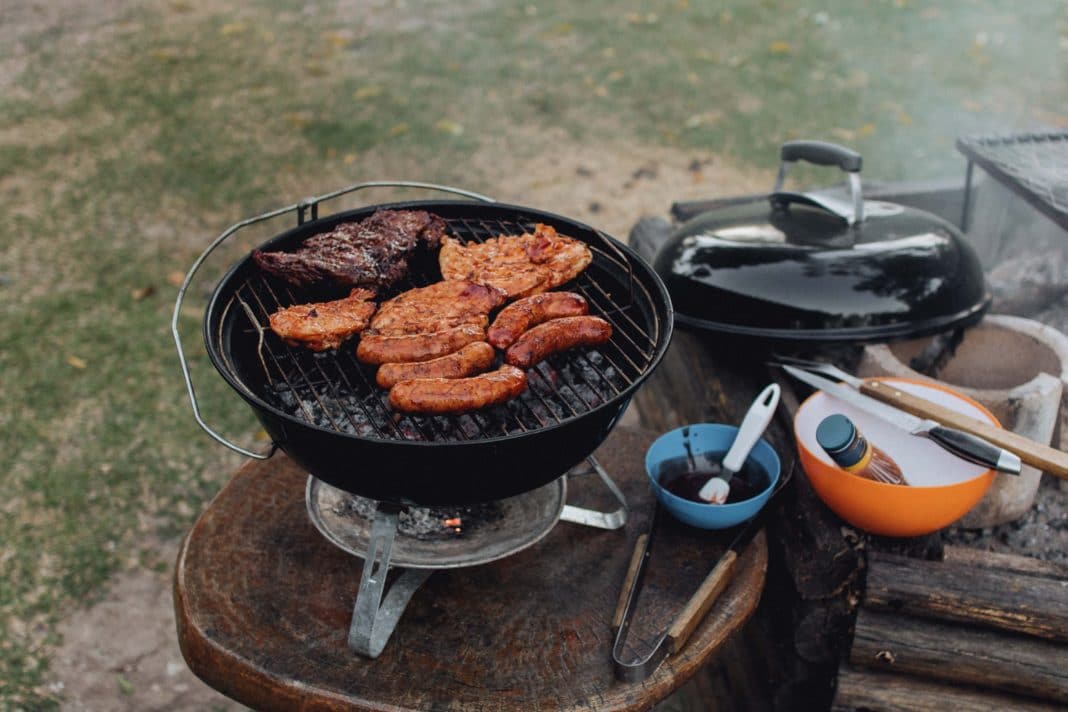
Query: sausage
375 341 497 389
389 365 528 414
504 316 612 369
486 291 589 349
356 324 485 365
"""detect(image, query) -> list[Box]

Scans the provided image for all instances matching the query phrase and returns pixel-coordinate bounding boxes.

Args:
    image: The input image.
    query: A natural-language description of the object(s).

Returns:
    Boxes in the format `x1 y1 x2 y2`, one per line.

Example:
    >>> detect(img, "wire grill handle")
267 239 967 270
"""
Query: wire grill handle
171 180 496 459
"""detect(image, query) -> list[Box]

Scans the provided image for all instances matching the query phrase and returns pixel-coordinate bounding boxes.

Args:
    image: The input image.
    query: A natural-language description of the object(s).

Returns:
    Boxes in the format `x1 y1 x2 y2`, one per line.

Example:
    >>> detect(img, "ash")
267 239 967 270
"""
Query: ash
333 496 505 541
943 465 1068 565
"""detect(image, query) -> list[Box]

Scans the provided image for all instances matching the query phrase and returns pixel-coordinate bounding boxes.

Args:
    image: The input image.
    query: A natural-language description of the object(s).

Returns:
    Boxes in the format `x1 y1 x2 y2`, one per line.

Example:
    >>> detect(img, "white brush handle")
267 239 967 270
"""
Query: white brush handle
721 384 780 473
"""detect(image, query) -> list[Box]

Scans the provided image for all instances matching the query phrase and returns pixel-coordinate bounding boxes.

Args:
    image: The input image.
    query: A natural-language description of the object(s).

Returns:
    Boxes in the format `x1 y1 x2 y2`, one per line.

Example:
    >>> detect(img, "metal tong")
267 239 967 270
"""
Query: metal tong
773 355 1068 480
611 465 793 682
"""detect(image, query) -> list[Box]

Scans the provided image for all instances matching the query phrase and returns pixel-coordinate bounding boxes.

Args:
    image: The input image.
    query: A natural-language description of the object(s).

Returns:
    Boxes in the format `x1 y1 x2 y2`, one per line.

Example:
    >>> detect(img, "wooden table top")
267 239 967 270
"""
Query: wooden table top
174 425 767 712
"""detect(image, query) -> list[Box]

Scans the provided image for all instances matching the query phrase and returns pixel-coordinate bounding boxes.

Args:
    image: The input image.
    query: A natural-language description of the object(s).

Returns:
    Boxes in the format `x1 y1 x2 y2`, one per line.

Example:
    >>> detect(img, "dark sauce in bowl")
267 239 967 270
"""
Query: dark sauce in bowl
658 453 769 504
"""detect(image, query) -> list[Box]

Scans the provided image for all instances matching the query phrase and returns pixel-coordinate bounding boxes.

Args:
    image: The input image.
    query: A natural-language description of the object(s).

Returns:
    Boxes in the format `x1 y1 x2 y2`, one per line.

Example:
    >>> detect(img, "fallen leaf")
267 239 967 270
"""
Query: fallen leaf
117 675 134 696
552 22 574 34
166 271 185 287
305 61 326 77
67 356 87 370
353 85 383 100
434 119 464 136
322 30 352 49
857 123 877 138
389 123 409 136
831 127 856 141
769 40 793 54
130 285 156 301
219 22 246 36
594 85 609 98
896 110 913 126
343 153 358 165
607 70 625 82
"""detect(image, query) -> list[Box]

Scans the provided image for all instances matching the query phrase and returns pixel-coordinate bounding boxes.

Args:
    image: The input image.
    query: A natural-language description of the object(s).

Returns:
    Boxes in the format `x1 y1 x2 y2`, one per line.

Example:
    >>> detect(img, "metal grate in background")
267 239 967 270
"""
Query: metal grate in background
957 132 1068 232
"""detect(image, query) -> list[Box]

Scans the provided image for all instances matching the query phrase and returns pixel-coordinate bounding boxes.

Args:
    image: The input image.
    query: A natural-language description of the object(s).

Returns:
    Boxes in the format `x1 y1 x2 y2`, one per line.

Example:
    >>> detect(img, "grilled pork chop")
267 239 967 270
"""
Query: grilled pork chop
368 280 506 336
253 209 448 292
268 288 377 351
438 223 593 299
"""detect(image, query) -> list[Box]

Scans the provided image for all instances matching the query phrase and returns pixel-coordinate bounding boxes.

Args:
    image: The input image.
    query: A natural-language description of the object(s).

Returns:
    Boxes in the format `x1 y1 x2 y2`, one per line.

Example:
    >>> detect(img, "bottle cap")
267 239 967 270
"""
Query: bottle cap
816 414 866 468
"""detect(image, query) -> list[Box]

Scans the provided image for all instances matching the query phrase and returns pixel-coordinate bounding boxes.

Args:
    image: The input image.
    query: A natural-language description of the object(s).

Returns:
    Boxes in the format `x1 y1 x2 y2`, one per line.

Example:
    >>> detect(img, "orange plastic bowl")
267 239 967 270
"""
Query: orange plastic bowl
794 377 998 537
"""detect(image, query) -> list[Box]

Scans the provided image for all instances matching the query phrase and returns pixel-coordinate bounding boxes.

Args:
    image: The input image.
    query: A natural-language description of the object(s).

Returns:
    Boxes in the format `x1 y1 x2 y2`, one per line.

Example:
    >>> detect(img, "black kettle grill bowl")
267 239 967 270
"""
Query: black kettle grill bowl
204 201 673 506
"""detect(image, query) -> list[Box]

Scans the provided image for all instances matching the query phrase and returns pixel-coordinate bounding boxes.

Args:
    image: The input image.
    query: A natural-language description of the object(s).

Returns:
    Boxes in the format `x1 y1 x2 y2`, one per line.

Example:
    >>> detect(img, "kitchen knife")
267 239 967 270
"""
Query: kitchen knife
783 365 1022 475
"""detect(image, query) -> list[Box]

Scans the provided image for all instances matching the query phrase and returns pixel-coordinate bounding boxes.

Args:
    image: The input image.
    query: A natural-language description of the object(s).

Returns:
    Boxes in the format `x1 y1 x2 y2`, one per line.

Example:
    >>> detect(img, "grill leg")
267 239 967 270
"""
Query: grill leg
347 504 432 658
559 455 629 530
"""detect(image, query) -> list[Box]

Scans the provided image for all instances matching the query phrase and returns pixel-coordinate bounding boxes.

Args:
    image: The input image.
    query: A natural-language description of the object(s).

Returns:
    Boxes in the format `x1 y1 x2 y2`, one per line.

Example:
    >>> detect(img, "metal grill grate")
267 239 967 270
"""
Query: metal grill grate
222 216 661 444
957 132 1068 231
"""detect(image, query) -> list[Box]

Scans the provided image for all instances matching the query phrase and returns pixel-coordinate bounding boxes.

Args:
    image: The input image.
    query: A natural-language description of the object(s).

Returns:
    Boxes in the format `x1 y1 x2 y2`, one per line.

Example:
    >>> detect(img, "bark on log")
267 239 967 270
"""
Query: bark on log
864 550 1068 642
850 608 1068 704
833 667 1064 712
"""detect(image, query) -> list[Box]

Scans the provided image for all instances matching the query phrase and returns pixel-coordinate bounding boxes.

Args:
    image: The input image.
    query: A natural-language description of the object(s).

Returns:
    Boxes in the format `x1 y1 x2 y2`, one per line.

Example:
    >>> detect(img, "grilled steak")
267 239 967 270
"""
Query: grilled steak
267 288 377 351
369 280 506 336
438 223 592 299
253 209 448 291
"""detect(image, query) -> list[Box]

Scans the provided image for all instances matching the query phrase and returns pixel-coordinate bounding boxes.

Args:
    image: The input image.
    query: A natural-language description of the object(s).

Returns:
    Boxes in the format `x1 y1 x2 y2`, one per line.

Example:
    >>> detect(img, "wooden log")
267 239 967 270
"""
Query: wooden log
864 550 1068 642
850 608 1068 703
943 544 1068 580
833 666 1064 712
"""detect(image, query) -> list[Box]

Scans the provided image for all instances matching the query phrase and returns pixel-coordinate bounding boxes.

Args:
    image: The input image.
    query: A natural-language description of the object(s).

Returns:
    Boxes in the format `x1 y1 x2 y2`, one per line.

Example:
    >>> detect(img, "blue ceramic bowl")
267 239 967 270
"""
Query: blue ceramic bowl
645 424 781 530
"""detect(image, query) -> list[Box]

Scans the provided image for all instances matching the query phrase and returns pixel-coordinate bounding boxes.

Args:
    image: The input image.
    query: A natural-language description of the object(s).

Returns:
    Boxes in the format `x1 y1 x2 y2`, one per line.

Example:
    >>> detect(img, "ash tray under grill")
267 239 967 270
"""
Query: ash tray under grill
306 475 566 569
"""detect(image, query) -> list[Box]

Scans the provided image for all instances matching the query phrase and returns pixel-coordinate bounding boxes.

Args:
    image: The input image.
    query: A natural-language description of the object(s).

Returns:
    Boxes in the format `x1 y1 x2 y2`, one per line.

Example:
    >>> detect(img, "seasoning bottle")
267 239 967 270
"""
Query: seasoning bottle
815 414 908 486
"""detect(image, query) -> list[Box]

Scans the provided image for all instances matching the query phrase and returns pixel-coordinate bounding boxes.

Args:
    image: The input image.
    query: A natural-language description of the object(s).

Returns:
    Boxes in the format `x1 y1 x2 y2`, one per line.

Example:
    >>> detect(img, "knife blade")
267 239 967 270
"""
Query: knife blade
783 365 1021 475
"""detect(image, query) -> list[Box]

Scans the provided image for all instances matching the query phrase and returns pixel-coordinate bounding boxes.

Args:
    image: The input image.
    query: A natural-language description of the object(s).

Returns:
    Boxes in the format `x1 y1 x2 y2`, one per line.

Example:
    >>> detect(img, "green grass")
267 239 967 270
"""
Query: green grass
1 0 1066 706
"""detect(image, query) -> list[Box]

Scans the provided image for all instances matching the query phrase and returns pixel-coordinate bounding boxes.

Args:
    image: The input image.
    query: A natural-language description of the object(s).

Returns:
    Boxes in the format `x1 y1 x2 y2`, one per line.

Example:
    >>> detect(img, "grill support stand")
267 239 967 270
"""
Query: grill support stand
345 455 628 658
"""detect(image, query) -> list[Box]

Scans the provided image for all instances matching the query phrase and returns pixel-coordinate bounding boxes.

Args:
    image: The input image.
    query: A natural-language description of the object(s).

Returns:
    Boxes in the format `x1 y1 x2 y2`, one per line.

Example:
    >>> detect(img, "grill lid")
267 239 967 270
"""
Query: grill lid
654 141 989 343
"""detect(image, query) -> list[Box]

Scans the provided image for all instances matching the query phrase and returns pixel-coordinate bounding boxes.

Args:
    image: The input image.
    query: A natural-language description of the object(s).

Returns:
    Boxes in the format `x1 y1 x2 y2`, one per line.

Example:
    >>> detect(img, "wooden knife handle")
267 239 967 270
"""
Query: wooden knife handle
860 379 1068 480
666 550 738 653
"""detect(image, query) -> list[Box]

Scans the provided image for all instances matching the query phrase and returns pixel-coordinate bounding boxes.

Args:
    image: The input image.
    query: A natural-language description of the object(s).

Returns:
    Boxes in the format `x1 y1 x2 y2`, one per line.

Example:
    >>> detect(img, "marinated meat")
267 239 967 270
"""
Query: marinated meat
504 316 612 369
375 342 497 389
253 209 448 291
389 365 528 414
438 223 593 299
369 280 505 336
487 291 588 349
267 288 377 351
356 324 486 365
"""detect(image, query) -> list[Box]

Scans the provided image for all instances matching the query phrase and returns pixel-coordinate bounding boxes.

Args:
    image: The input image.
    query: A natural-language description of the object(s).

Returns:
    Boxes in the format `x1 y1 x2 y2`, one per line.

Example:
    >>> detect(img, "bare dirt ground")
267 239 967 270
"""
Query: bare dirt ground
45 142 764 711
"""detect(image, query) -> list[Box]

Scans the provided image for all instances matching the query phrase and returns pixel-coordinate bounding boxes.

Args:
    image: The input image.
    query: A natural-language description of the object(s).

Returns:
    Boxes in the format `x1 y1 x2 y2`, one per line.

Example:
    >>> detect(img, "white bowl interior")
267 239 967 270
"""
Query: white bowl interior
795 380 996 487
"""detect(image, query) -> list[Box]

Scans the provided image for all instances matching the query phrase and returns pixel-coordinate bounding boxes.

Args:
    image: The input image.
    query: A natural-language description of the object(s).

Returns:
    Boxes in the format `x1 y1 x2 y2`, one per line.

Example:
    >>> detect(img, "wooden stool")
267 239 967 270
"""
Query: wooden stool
174 426 767 711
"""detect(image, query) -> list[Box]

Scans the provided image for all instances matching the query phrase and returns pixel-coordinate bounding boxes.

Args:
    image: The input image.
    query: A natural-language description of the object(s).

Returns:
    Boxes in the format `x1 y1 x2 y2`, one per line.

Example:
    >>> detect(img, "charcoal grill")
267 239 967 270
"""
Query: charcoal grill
173 181 673 506
173 182 671 656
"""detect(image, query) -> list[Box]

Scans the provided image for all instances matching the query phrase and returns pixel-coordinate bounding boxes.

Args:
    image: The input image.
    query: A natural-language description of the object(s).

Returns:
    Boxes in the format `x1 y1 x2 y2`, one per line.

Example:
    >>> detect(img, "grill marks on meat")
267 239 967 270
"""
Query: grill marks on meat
253 209 448 292
389 365 528 414
487 291 588 349
267 288 377 351
504 316 613 369
438 223 593 299
369 281 505 336
375 342 497 389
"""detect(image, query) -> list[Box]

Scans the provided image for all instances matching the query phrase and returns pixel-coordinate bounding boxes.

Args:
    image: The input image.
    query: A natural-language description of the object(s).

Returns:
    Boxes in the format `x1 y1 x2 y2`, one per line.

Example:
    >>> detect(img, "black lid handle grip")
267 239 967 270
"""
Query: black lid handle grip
780 141 863 173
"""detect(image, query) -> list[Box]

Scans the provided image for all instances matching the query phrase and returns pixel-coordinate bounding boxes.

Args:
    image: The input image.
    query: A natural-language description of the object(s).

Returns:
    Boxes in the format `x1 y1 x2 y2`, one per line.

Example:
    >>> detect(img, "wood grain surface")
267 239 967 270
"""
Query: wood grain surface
864 550 1068 643
174 426 767 712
